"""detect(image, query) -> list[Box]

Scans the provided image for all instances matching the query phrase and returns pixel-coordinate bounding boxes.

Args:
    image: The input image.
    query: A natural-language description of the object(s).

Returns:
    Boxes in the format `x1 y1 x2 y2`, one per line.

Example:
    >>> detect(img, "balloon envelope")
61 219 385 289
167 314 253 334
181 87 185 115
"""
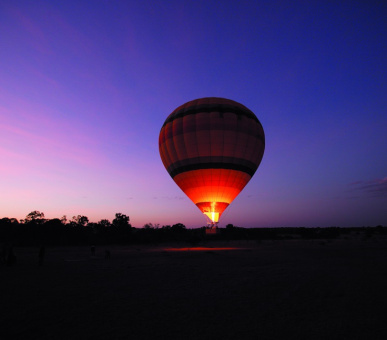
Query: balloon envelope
159 97 265 224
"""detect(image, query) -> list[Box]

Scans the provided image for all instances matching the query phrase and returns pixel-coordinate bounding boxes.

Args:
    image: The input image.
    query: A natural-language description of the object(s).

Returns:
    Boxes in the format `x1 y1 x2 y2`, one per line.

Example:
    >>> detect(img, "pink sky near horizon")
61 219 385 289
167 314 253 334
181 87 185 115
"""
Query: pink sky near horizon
1 1 386 228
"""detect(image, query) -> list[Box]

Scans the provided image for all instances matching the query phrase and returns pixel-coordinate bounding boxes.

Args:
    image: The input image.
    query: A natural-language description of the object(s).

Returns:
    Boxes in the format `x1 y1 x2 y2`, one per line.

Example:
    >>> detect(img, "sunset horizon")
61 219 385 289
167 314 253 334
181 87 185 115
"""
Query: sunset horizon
1 1 386 228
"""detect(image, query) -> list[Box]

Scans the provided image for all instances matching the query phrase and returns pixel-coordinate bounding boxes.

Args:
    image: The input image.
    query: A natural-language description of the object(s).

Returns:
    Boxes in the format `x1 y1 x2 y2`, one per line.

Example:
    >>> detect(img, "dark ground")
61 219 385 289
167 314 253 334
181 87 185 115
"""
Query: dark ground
1 237 387 339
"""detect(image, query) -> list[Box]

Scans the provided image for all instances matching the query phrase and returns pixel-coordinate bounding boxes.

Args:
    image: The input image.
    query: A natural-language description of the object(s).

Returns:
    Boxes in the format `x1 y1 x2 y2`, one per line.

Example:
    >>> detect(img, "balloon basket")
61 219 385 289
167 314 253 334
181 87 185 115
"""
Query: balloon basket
205 226 218 235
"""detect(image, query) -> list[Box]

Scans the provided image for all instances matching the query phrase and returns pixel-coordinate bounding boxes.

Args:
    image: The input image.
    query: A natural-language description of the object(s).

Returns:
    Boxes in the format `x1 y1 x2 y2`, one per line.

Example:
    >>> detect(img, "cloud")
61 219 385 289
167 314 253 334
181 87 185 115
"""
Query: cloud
350 178 387 198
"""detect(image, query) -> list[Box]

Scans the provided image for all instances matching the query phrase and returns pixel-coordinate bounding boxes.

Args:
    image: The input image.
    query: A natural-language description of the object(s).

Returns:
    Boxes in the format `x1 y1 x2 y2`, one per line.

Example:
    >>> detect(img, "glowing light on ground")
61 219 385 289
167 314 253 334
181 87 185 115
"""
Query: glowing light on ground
162 247 245 252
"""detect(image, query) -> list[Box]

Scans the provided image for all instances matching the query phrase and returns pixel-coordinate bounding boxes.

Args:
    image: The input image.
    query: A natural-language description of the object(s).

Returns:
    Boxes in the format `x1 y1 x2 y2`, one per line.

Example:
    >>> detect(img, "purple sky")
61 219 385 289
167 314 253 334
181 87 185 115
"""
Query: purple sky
1 1 386 228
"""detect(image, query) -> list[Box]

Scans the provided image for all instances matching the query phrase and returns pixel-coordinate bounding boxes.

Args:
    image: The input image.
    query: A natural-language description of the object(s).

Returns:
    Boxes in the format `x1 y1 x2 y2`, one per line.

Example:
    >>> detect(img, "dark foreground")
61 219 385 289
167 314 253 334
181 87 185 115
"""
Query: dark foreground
1 238 387 339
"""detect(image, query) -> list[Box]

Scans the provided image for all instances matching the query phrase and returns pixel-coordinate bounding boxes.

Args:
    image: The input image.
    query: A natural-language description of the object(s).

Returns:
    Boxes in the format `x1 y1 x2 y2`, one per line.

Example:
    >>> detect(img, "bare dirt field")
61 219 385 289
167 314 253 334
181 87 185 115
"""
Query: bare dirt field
1 237 387 339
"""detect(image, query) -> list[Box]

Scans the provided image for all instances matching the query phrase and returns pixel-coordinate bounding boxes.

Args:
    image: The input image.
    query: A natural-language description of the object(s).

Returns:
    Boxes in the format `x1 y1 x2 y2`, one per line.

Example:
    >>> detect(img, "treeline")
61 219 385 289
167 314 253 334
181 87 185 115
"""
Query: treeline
0 211 386 246
0 211 191 246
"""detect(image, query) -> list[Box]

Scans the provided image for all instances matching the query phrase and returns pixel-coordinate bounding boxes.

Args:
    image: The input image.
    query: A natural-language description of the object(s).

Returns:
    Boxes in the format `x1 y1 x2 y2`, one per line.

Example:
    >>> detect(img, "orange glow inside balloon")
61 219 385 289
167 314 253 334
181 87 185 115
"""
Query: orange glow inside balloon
159 97 265 224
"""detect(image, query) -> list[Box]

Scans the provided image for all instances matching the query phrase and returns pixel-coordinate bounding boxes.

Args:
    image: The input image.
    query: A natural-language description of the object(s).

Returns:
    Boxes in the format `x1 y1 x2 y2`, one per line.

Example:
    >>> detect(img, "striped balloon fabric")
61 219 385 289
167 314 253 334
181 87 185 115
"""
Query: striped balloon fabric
159 97 265 224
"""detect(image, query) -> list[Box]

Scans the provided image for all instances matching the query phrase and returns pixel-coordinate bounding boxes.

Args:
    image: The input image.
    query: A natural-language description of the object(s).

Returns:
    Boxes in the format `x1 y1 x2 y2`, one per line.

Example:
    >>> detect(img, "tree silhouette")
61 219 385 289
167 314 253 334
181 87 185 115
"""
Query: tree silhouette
98 219 111 228
71 215 89 227
171 223 186 231
143 223 154 229
112 213 131 229
25 211 45 224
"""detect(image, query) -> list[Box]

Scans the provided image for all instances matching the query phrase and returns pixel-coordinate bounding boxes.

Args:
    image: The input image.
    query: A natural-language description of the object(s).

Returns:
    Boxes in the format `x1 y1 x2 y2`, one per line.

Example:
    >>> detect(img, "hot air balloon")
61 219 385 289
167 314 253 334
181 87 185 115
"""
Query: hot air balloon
159 97 265 226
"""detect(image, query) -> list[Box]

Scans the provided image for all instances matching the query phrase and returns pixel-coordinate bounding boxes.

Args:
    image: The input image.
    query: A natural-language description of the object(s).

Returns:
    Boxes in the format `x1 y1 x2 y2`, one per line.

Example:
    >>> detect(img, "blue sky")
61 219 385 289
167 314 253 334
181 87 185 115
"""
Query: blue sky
0 0 386 227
